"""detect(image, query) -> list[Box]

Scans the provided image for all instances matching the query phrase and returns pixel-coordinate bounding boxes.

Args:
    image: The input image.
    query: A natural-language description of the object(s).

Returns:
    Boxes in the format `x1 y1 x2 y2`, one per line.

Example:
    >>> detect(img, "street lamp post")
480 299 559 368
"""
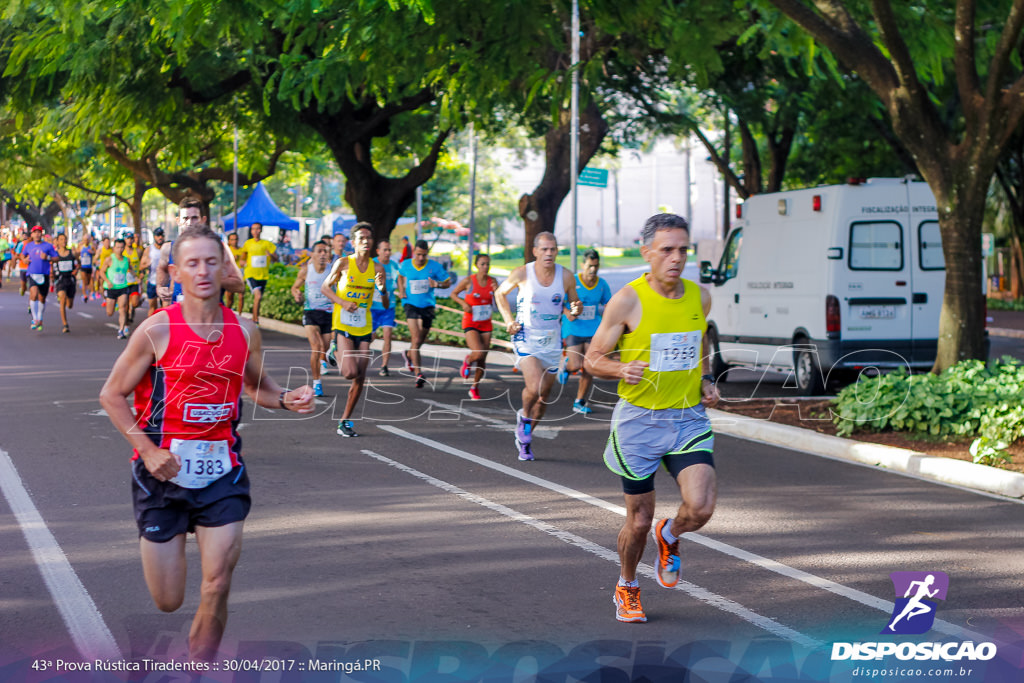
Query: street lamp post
570 0 580 272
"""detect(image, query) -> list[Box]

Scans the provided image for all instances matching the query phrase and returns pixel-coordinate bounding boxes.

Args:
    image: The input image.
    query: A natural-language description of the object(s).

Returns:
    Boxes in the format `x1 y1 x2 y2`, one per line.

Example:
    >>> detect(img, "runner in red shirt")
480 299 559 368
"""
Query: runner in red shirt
452 253 498 399
99 223 314 661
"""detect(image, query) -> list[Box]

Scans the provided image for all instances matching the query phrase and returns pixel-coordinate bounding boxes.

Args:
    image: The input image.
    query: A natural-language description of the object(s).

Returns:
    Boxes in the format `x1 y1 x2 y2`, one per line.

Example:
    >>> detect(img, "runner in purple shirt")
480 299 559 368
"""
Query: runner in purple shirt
24 226 58 330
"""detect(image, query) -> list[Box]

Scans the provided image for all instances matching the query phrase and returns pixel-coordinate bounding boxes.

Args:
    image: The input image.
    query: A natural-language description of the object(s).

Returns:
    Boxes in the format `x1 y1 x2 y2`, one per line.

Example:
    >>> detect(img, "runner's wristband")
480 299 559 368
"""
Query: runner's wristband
279 390 287 409
701 374 715 384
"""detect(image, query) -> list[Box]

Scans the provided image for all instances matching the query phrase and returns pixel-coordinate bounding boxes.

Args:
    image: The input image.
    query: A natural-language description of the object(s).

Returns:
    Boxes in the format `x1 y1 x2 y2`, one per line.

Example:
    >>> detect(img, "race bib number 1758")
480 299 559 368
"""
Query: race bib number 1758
649 331 702 372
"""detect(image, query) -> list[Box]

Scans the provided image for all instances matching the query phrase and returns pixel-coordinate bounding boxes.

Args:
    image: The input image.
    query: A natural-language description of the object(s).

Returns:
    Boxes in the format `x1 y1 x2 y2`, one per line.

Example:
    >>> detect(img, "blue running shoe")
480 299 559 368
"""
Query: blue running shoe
572 399 592 415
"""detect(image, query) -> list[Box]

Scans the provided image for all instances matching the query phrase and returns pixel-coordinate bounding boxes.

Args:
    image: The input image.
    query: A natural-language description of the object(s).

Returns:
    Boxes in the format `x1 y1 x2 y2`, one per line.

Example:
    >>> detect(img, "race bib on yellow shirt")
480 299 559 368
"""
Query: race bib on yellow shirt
649 331 701 372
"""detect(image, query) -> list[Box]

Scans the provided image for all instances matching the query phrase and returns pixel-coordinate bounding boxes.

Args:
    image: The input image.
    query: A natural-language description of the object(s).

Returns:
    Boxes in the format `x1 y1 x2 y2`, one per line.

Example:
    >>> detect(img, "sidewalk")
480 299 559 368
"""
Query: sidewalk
989 308 1024 339
252 313 1024 502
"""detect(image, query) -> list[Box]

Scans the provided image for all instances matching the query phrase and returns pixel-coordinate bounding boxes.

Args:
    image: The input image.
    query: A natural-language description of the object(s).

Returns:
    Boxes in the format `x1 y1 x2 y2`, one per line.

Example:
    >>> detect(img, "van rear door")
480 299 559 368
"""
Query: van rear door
910 217 943 359
843 217 913 363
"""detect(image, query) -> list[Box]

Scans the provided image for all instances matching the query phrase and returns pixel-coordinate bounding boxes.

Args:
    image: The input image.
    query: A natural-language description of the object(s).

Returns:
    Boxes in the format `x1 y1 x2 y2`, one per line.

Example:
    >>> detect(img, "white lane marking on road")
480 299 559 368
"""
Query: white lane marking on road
379 425 988 643
381 425 620 512
415 398 562 439
0 448 121 660
361 448 821 649
77 312 93 319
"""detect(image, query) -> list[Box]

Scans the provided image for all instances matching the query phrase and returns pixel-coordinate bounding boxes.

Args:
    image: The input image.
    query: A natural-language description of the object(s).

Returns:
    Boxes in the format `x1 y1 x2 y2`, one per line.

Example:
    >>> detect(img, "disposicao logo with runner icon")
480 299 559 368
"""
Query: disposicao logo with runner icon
831 571 999 663
883 571 948 635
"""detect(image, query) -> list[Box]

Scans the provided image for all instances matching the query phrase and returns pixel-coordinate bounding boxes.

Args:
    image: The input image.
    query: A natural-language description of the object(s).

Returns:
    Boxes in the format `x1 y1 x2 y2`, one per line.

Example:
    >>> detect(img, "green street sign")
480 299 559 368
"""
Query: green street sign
578 167 609 188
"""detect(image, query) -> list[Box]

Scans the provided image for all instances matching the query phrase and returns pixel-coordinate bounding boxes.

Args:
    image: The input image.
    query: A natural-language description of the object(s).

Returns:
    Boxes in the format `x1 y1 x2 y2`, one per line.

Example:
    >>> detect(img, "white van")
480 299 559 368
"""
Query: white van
699 178 948 394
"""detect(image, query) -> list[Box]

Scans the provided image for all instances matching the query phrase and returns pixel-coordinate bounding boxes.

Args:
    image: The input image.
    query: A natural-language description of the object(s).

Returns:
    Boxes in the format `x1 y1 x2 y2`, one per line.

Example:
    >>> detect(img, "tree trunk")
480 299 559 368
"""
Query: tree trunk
328 130 449 246
765 126 796 194
737 118 762 196
518 101 609 263
0 189 61 230
929 179 989 371
129 178 147 238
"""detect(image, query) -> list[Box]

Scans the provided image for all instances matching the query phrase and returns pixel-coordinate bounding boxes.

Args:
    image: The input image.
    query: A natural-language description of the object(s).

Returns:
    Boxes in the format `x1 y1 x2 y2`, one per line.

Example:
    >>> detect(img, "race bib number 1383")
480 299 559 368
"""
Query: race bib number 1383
168 439 231 489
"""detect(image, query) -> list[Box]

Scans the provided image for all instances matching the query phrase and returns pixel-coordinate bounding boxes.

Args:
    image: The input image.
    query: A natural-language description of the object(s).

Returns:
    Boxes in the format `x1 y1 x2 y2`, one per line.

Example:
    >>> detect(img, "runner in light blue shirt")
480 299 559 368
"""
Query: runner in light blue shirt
372 239 401 376
559 249 612 414
395 239 452 387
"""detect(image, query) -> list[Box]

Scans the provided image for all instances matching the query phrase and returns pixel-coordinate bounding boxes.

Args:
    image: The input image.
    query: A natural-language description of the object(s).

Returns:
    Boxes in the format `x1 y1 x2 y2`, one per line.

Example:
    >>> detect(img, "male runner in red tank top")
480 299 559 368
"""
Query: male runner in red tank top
99 223 314 661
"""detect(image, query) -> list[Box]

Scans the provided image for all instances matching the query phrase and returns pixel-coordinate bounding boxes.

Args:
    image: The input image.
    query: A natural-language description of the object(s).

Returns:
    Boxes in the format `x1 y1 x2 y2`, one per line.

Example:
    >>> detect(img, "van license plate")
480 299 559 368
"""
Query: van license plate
859 305 895 319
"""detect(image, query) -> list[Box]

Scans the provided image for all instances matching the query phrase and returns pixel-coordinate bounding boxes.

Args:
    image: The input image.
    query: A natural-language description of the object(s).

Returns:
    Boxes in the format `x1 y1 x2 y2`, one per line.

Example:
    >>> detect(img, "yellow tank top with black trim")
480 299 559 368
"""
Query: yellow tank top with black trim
617 276 706 410
332 255 375 336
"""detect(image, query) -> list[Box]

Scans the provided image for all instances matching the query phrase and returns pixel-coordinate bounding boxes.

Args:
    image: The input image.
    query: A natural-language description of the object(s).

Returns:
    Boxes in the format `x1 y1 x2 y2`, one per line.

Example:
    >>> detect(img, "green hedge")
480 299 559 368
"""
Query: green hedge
259 263 511 345
831 358 1024 467
988 297 1024 312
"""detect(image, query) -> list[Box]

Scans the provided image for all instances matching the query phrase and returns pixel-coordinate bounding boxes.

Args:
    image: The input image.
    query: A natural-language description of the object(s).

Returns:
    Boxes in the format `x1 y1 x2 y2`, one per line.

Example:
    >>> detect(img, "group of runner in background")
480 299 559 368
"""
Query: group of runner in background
0 221 311 336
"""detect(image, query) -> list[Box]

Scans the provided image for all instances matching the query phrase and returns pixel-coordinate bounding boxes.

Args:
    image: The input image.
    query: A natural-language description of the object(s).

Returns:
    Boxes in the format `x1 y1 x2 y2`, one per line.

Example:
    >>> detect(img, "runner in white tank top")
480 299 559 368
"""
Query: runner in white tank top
495 231 582 461
290 242 335 396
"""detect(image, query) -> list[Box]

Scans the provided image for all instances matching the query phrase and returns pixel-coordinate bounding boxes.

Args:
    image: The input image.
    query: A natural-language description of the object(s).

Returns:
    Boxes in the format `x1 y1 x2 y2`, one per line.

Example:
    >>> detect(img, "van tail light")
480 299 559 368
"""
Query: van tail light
812 195 822 212
826 295 841 338
736 204 742 219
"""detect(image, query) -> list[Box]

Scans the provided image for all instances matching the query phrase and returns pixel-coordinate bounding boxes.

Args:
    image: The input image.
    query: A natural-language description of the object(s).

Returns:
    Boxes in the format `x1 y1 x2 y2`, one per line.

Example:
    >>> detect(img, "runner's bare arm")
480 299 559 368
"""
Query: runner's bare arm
290 262 308 303
98 314 181 480
374 261 389 309
395 273 406 302
699 287 720 407
451 276 472 311
584 286 646 384
240 320 315 413
494 266 526 334
99 256 112 288
156 243 172 302
563 267 582 318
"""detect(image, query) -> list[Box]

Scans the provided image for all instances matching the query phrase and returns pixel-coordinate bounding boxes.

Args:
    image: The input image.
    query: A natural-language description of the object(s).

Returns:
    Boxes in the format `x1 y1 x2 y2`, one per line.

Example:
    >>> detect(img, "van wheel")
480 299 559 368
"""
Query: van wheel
708 326 729 382
794 346 825 396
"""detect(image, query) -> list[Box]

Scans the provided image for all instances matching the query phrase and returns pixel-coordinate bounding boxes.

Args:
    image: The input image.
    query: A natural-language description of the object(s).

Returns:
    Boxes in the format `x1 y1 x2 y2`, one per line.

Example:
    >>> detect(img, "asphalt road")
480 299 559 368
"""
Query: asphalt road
1 284 1022 683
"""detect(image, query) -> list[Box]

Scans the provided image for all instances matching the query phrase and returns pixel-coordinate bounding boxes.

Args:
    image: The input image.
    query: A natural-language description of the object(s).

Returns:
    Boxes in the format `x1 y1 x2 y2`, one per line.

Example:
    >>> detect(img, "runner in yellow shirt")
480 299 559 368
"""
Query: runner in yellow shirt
240 222 277 324
225 231 246 314
321 222 388 438
123 232 143 322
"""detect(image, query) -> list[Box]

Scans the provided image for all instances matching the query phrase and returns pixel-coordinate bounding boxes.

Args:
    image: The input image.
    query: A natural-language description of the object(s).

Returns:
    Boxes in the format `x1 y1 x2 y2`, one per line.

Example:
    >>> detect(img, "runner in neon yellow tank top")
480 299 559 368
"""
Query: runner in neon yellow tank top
585 213 720 624
322 222 389 438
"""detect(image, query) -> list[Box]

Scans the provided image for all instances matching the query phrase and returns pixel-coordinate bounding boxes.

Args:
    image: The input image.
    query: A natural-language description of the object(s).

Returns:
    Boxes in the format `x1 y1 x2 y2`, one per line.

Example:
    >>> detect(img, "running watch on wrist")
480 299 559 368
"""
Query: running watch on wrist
701 374 715 384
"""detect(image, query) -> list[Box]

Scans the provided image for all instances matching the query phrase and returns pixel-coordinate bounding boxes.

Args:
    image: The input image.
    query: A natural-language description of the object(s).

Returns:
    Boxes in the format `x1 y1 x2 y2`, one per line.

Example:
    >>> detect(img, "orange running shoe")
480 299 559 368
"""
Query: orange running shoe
613 584 647 623
652 519 680 588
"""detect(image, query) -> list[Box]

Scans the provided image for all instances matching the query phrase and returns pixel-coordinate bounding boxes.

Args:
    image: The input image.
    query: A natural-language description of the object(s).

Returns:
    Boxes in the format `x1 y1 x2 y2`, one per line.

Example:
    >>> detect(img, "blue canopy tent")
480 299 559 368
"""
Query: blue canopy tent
223 183 300 232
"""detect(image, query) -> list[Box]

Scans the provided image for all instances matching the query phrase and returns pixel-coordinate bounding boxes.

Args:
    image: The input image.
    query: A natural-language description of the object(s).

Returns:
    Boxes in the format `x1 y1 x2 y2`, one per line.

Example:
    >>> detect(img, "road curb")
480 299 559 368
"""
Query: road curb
708 408 1024 499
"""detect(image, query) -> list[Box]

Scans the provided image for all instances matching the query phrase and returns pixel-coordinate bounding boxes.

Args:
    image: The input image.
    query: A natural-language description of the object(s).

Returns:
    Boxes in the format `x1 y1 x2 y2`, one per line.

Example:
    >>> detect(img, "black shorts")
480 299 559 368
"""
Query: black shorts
335 329 373 346
55 276 76 298
106 286 131 300
404 304 436 331
564 335 593 348
247 278 268 292
621 451 716 495
303 309 332 335
131 459 251 543
127 284 140 296
79 266 93 274
27 273 50 291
